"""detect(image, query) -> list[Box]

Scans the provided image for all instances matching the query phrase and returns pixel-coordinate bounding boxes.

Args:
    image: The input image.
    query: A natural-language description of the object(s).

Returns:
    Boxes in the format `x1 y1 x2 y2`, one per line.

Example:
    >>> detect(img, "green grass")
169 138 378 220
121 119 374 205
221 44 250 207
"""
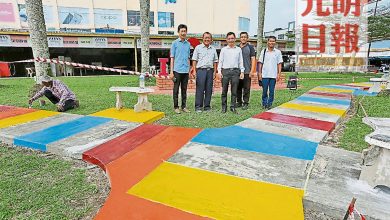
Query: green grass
0 73 376 128
339 94 390 152
0 146 100 220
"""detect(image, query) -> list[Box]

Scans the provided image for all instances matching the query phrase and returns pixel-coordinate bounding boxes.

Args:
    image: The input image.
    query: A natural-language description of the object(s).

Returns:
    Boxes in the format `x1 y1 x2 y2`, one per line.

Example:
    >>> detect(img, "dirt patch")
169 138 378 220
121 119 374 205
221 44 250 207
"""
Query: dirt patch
63 157 110 220
321 97 359 148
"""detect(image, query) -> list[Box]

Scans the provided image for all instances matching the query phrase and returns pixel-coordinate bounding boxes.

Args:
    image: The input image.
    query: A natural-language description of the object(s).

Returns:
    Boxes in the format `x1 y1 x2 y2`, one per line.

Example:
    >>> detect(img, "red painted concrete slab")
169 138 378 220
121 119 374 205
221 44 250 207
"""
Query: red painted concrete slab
253 112 336 133
94 127 206 220
83 124 167 171
307 91 352 99
339 84 370 90
0 105 36 119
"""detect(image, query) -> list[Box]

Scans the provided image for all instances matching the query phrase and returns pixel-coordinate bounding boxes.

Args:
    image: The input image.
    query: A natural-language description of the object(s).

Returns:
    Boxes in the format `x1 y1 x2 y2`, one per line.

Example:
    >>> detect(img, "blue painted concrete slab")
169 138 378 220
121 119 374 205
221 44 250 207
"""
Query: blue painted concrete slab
353 90 379 96
14 116 112 151
321 85 361 91
296 96 351 106
192 126 318 160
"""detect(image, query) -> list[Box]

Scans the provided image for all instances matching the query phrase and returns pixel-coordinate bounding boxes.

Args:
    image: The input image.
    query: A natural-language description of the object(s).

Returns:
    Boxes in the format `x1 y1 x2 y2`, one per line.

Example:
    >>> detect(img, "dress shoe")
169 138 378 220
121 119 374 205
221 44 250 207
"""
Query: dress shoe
174 108 181 114
242 104 248 110
221 107 227 113
230 107 238 114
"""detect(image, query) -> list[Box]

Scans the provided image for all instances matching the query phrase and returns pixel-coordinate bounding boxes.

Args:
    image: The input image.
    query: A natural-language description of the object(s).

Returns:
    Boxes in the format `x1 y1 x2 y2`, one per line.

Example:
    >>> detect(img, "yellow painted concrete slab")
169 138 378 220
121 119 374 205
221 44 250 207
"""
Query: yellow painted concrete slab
347 82 373 87
311 87 354 94
128 162 304 220
280 103 346 117
0 110 59 129
90 108 164 124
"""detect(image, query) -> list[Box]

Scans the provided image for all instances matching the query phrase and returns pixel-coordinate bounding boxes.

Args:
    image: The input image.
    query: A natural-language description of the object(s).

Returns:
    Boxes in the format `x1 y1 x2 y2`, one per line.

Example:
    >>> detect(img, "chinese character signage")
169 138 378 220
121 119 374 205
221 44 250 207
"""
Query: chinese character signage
295 0 368 72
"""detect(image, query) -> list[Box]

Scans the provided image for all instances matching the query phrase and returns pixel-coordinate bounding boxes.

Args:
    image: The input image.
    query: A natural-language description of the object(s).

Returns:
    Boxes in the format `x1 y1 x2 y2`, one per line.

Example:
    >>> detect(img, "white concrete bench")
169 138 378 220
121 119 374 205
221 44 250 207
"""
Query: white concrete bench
382 73 390 90
368 78 387 93
109 87 154 112
360 117 390 189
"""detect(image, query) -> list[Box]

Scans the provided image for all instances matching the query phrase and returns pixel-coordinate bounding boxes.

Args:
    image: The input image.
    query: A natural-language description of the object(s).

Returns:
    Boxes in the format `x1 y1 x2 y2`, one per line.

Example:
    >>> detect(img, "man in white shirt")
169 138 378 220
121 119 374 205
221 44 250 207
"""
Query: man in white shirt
258 36 283 109
218 32 245 114
191 32 218 113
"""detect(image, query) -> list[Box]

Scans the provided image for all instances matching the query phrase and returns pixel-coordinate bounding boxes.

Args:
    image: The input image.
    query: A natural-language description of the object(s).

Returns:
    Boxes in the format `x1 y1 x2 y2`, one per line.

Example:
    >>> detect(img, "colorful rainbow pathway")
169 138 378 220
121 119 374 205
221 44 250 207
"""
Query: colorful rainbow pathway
0 83 375 219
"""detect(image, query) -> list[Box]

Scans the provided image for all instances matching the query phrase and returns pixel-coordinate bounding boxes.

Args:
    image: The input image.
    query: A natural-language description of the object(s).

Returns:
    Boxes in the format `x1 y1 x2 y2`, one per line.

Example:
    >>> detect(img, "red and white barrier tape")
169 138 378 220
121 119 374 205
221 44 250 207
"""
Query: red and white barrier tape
348 204 366 220
34 57 171 79
1 59 35 63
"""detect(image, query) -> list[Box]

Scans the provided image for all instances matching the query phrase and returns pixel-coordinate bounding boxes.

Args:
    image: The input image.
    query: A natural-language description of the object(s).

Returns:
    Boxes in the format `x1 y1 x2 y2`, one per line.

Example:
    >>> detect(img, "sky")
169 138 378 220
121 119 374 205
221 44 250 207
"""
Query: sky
250 0 390 39
250 0 295 36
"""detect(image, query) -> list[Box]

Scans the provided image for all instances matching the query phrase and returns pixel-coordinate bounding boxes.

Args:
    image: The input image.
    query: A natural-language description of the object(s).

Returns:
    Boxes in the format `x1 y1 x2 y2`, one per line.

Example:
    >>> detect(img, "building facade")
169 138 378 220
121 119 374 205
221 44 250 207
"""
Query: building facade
0 0 252 36
0 0 293 76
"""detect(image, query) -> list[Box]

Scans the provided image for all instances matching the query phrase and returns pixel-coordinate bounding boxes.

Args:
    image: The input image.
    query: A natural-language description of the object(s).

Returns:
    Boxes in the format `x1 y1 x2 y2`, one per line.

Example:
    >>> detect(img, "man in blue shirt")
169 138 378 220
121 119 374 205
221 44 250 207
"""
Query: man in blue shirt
170 24 191 114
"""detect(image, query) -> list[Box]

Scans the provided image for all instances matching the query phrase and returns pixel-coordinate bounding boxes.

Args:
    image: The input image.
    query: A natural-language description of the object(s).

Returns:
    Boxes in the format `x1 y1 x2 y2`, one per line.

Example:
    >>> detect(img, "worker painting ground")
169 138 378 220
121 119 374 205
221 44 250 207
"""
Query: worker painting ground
1 81 389 219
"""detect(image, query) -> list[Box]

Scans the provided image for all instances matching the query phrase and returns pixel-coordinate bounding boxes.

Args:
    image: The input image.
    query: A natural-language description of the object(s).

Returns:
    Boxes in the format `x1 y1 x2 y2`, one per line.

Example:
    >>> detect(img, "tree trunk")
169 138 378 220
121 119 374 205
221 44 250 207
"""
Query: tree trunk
256 0 266 59
140 0 150 74
25 0 50 81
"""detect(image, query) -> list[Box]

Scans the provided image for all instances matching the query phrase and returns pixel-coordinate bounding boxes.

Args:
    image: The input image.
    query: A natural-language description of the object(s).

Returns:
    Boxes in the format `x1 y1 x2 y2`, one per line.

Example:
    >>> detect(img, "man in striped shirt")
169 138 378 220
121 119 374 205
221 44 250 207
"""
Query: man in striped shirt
28 75 79 112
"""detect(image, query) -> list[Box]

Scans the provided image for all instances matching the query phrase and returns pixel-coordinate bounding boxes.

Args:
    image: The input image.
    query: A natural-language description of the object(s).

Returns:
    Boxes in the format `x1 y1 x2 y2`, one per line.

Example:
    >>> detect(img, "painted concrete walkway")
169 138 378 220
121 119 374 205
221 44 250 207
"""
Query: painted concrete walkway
0 82 376 219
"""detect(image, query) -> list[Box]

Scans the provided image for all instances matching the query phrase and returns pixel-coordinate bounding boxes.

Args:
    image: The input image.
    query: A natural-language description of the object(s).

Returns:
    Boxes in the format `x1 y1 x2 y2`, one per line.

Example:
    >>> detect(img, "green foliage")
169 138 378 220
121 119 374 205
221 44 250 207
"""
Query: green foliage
0 147 99 220
368 15 390 41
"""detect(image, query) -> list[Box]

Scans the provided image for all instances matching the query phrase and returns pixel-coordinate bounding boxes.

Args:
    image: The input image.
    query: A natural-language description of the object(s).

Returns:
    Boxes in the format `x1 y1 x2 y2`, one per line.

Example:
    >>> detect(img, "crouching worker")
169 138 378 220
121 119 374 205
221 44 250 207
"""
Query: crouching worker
28 75 79 112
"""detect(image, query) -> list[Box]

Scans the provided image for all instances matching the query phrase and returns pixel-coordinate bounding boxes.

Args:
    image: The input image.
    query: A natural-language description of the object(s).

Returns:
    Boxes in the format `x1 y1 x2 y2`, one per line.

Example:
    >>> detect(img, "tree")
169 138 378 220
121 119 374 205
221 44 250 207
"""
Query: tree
140 0 150 74
256 0 266 59
368 0 390 41
25 0 50 81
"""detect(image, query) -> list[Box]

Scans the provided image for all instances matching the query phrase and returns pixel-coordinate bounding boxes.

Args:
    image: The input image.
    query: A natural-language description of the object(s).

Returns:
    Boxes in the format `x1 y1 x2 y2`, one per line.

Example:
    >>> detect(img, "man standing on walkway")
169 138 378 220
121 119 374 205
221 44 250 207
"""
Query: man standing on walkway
237 32 256 110
218 32 244 114
191 32 218 113
170 24 191 114
258 36 283 109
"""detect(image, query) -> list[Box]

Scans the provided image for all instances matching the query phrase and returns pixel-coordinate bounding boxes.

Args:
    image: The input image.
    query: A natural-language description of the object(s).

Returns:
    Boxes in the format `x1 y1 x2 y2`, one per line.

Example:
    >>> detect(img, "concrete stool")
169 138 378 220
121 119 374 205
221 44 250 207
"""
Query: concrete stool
368 78 386 93
360 117 390 190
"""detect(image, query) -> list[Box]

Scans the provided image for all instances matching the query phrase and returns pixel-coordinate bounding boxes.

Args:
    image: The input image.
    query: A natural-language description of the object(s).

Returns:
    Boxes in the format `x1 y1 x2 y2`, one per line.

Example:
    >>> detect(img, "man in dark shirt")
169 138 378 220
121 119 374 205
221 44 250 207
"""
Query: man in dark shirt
237 32 256 110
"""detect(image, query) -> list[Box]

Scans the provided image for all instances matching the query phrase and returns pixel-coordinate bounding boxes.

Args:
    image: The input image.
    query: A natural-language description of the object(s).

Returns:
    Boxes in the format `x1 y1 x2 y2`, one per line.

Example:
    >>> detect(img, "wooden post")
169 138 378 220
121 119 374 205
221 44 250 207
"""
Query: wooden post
134 37 138 72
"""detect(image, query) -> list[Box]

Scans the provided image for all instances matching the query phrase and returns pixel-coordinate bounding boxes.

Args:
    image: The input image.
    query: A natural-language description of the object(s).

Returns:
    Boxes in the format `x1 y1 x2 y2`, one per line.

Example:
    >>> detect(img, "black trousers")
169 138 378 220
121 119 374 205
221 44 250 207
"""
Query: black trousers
237 74 251 105
195 68 214 110
173 72 189 109
44 90 76 112
221 68 240 109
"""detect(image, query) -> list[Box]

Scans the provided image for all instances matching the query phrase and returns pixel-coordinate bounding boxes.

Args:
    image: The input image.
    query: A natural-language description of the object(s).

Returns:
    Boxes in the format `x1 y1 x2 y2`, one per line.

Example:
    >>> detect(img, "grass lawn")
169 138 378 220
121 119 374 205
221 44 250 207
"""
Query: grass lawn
0 72 387 219
0 72 376 128
0 145 106 220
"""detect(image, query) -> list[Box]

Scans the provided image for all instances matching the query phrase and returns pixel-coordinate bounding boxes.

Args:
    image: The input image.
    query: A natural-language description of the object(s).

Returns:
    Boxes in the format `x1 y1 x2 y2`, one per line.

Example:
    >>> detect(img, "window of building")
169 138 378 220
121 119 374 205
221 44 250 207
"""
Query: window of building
278 34 285 40
127 10 154 27
158 31 174 35
158 12 174 28
238 17 250 32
